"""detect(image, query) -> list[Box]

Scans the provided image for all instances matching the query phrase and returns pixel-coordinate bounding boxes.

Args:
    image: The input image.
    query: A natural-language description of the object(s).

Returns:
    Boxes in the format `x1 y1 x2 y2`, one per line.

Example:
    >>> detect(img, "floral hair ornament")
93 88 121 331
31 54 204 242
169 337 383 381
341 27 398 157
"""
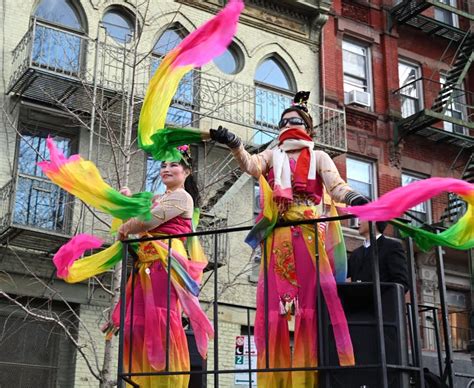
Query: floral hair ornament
291 91 310 113
177 144 192 166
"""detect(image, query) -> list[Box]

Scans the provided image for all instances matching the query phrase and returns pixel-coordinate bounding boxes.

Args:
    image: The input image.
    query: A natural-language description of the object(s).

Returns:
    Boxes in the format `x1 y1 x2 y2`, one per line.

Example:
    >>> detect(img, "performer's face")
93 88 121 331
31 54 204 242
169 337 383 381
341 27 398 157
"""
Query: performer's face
160 161 190 189
279 111 307 134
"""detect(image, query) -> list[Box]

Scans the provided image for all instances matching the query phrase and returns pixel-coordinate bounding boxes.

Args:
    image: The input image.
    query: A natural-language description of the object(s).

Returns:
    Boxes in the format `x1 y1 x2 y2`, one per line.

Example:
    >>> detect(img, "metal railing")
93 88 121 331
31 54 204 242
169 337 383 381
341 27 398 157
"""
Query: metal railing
0 180 13 232
117 215 427 388
0 175 72 236
8 19 347 153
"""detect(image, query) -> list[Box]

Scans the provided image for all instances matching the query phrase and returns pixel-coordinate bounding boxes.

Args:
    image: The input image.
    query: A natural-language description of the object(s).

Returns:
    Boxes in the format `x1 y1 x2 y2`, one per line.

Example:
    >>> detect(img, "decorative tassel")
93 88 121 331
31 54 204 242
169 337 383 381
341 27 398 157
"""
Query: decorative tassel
279 299 286 315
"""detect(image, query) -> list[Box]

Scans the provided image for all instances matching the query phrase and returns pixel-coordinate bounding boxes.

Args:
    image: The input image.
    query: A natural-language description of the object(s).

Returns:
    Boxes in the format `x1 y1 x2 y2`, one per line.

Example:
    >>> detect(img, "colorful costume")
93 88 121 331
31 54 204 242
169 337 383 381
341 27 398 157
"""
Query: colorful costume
230 128 356 387
110 189 213 388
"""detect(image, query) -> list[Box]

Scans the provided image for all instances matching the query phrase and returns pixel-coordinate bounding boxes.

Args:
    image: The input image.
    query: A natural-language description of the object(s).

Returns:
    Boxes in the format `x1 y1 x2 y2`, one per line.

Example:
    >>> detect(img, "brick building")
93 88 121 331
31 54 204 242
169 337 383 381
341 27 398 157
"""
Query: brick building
321 0 473 385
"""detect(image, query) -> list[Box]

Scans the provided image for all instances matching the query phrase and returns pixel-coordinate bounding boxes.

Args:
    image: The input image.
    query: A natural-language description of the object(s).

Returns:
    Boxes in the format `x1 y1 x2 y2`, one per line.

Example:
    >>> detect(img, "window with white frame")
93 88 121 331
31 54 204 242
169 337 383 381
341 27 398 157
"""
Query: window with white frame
347 157 375 227
343 40 372 107
434 0 459 27
440 73 468 135
402 173 431 227
398 61 422 118
347 157 375 200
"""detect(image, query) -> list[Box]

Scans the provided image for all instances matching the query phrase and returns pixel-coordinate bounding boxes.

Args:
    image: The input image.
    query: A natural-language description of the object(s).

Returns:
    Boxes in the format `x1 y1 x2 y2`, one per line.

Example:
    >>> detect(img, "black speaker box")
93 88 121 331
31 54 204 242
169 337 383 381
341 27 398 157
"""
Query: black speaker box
186 330 207 388
320 283 410 388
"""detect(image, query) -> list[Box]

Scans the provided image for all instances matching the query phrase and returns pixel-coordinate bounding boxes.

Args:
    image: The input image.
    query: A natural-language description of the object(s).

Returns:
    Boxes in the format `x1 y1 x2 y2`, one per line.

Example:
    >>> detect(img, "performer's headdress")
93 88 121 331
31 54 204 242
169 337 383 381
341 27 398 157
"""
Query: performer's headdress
280 91 314 134
177 145 192 167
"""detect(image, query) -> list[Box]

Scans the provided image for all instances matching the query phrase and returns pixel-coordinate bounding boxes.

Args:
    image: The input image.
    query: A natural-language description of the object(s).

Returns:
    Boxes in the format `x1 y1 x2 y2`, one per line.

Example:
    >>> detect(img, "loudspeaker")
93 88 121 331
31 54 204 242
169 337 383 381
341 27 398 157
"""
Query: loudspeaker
186 330 207 388
320 283 410 388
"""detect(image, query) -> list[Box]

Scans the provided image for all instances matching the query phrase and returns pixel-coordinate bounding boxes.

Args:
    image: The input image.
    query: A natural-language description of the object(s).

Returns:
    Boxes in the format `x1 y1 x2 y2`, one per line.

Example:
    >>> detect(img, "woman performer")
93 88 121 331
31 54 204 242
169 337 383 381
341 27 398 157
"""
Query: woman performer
210 91 368 387
113 146 213 388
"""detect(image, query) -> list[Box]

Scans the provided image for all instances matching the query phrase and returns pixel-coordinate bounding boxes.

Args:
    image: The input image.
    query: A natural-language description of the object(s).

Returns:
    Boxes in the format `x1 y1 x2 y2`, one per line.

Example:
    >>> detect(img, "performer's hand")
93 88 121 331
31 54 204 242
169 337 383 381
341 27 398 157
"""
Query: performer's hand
350 194 370 206
209 125 241 149
119 187 132 197
117 224 128 241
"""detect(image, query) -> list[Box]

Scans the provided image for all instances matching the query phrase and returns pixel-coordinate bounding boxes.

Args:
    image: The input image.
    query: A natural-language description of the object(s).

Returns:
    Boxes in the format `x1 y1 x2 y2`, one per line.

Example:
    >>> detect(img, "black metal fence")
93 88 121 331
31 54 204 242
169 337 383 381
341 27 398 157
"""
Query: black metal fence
117 214 456 388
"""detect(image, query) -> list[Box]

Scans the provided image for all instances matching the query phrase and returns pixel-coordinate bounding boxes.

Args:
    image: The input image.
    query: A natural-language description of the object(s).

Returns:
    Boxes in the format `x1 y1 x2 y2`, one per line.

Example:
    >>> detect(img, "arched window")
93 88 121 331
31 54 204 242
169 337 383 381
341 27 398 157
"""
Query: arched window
152 26 194 127
213 43 243 74
254 57 294 144
34 0 82 30
102 8 135 43
32 0 85 76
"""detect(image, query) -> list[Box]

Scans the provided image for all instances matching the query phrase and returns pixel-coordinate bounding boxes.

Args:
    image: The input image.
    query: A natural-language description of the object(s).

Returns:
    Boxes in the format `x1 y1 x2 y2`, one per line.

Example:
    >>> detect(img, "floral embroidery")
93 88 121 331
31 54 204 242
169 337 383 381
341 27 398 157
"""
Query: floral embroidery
273 240 298 287
139 242 159 262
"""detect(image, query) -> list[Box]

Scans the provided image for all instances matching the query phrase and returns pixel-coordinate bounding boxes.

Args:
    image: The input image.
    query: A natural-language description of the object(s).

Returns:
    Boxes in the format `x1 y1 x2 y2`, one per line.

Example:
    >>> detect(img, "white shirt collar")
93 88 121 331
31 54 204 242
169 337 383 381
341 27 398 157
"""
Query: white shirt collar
363 234 382 248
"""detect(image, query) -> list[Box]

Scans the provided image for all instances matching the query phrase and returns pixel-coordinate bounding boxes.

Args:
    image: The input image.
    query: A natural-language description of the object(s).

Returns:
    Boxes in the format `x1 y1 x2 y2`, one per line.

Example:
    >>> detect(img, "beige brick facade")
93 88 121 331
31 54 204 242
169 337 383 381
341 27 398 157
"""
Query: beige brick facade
0 0 332 386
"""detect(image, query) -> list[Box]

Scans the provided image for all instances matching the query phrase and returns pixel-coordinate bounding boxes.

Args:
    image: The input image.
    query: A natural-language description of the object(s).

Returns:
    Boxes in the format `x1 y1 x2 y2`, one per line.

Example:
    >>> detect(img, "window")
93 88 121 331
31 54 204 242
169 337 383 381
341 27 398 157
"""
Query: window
0 299 77 387
144 157 165 194
152 27 194 127
346 157 375 200
440 73 468 135
102 8 135 43
343 40 372 106
34 0 82 30
434 0 459 27
401 173 431 227
14 132 72 233
447 289 470 351
347 157 375 227
214 43 242 74
254 57 294 144
32 0 85 75
398 61 422 118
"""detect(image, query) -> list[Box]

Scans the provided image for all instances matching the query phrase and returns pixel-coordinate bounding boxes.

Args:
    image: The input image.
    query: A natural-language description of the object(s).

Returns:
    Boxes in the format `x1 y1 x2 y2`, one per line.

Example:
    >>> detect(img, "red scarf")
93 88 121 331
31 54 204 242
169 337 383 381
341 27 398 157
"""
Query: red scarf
278 128 313 192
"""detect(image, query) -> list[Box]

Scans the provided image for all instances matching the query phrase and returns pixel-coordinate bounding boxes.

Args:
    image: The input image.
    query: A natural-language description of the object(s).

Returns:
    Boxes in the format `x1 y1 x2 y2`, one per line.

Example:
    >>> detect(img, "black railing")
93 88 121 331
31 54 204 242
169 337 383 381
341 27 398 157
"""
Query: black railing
115 214 446 388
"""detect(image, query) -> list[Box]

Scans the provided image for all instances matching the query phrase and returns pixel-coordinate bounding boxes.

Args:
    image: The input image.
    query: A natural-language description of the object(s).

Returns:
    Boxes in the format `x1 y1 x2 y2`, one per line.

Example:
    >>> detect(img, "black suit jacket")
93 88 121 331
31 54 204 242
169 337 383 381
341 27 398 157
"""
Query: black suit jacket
347 235 409 292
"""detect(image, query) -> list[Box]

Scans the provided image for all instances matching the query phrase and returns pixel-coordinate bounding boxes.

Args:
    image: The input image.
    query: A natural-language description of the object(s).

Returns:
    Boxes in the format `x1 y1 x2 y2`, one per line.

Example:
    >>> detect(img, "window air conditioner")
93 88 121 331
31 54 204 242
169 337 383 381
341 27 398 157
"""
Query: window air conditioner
346 90 371 107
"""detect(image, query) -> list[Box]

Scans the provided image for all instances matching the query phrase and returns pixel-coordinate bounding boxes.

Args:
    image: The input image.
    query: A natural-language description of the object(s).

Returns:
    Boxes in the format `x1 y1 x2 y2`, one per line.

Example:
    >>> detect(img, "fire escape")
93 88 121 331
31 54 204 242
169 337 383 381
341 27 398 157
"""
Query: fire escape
391 1 473 223
390 0 474 381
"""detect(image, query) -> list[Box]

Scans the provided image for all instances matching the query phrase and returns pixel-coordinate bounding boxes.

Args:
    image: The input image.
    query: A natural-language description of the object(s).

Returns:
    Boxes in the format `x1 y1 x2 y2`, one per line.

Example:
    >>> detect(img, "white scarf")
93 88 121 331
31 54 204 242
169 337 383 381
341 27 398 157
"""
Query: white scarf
272 138 316 200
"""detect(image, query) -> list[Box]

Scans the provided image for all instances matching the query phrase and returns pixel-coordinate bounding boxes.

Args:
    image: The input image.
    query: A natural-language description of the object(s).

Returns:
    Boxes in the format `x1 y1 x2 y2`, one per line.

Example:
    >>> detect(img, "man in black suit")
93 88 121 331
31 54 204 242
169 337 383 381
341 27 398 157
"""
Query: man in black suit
348 220 409 292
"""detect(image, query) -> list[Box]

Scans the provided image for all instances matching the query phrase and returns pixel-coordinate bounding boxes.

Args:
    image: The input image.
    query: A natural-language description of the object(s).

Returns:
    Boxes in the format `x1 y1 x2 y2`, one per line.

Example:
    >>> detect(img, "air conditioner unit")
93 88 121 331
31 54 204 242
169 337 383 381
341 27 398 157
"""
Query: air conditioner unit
346 90 371 107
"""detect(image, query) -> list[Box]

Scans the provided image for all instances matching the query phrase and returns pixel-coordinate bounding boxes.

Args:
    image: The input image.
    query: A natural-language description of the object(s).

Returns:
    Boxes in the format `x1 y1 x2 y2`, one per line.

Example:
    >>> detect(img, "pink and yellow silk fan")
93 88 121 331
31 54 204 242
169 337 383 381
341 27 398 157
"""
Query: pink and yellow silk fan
38 137 153 221
346 177 474 251
138 0 244 161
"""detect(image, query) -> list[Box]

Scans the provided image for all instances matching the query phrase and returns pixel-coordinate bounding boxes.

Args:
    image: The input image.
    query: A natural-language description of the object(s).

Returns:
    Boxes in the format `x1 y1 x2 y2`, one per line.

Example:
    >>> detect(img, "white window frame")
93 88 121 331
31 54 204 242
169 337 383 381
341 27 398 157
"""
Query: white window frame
398 59 423 118
434 0 459 28
439 73 468 135
401 172 432 226
346 156 377 227
342 39 373 108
